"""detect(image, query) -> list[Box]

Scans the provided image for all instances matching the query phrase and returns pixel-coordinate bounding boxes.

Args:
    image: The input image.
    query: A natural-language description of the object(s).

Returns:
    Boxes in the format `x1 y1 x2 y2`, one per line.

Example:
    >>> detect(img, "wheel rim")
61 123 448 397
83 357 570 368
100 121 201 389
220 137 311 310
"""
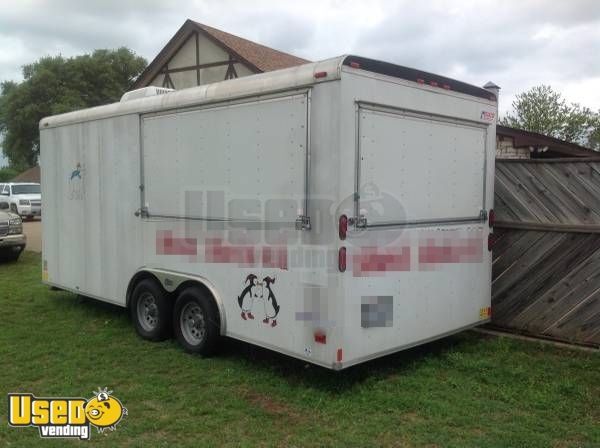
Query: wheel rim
180 302 206 346
137 292 159 332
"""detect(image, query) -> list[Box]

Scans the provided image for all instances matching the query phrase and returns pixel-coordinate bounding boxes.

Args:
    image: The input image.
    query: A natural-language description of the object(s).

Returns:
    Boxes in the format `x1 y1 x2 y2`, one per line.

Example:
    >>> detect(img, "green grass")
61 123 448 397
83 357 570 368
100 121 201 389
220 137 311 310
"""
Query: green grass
1 252 598 447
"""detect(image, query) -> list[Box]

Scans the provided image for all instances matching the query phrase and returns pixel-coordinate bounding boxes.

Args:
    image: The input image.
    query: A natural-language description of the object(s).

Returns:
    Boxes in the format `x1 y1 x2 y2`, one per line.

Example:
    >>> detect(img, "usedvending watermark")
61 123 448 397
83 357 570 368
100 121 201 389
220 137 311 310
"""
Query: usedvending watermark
7 387 127 440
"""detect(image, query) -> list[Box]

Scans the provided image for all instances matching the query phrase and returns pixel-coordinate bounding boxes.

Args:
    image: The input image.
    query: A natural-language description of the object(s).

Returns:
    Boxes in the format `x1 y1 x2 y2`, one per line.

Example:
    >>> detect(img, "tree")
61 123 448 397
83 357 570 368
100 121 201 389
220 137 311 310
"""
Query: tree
586 114 600 151
0 48 147 169
501 85 600 150
0 167 18 182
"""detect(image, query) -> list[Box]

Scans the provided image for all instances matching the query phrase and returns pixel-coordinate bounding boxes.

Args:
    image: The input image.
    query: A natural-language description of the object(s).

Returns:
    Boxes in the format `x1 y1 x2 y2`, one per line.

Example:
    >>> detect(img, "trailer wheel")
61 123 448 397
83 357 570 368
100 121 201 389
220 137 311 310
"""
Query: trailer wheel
173 287 220 356
130 279 172 341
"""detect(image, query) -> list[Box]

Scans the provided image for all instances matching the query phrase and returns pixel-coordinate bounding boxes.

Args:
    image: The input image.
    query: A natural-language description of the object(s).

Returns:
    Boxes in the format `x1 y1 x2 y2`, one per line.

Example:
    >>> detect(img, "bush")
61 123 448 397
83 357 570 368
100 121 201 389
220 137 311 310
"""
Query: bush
0 167 18 182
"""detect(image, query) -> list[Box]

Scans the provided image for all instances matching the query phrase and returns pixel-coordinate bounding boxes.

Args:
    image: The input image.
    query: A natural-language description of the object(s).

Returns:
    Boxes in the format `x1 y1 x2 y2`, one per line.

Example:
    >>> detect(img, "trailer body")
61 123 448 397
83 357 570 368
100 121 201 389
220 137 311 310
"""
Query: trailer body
41 56 497 369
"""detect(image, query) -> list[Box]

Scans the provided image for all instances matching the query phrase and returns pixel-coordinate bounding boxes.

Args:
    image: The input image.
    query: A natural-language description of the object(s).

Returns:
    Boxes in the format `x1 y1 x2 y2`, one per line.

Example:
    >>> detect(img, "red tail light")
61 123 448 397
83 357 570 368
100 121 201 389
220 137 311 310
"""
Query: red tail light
417 78 425 84
430 81 438 87
442 84 451 90
338 247 347 272
314 332 326 344
488 209 496 228
349 61 360 69
339 214 348 240
314 71 327 79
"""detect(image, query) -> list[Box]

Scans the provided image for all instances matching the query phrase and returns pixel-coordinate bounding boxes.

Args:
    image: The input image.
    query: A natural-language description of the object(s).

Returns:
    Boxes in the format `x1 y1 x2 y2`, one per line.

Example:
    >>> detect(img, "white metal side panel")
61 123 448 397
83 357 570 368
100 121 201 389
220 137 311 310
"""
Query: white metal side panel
136 83 344 368
142 93 308 221
41 115 142 305
359 108 486 224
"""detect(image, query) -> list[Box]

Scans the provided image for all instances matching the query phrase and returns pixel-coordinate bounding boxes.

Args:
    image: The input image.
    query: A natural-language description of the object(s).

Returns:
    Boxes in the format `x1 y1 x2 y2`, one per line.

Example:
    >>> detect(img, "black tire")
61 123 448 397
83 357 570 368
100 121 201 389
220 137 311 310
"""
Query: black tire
173 286 220 356
130 279 173 341
0 249 21 262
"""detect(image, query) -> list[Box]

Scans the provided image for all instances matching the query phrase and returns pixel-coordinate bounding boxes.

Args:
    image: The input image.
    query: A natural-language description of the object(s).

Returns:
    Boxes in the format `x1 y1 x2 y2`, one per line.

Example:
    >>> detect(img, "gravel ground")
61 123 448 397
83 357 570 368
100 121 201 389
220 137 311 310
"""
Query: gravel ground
22 218 41 252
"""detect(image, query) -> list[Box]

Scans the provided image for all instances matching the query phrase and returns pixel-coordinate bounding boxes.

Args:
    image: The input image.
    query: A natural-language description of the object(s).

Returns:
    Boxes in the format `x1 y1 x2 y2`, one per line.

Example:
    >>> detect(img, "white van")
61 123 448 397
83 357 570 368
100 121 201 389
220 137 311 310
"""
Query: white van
40 55 497 369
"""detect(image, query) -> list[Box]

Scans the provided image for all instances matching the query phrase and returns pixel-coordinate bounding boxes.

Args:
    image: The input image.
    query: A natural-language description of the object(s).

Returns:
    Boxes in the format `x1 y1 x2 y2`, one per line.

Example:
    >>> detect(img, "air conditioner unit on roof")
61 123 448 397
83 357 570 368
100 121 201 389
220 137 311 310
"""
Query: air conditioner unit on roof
120 86 174 102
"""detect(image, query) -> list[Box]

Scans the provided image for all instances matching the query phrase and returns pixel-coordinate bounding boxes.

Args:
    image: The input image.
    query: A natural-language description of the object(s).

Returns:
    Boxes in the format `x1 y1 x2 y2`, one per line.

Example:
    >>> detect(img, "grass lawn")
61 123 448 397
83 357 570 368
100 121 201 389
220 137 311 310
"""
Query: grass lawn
1 252 599 447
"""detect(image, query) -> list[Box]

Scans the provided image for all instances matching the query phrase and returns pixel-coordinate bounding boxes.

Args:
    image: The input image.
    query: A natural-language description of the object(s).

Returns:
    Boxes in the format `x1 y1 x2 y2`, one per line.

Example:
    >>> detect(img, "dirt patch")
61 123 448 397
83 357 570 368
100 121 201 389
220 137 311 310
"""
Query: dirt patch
399 411 424 424
22 218 41 253
241 389 301 420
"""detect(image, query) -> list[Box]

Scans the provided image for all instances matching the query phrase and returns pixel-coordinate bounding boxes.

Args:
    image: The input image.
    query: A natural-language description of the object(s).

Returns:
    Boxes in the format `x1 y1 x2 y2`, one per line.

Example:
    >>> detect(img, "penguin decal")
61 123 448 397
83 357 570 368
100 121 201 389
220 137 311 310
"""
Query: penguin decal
237 274 260 320
261 276 280 327
236 274 280 327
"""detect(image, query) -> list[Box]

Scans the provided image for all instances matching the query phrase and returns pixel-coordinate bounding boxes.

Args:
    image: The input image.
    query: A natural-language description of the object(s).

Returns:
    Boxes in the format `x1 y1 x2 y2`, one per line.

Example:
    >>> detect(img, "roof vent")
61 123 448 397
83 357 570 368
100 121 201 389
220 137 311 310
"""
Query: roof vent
120 86 174 102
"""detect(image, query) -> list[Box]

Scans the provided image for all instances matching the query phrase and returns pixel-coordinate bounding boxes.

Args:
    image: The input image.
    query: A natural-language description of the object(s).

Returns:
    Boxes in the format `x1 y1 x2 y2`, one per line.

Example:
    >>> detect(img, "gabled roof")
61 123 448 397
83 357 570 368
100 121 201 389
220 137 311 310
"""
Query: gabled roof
132 19 309 89
497 125 596 158
11 165 40 183
192 21 309 72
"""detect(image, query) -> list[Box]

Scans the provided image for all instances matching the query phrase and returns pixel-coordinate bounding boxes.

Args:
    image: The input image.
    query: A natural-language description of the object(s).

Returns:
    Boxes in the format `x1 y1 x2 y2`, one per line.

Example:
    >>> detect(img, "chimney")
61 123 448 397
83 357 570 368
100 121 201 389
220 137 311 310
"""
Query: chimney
483 81 500 101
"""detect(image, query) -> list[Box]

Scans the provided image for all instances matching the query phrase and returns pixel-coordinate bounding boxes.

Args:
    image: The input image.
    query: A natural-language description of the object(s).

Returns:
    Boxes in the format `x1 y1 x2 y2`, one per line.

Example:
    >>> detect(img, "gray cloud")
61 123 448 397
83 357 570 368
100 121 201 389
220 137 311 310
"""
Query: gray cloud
0 0 599 115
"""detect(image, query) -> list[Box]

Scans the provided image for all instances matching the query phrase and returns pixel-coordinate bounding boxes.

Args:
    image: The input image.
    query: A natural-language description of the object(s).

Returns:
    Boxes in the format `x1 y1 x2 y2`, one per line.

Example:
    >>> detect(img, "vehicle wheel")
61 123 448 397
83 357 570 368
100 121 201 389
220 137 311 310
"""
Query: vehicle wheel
130 279 172 341
0 249 21 262
173 286 220 356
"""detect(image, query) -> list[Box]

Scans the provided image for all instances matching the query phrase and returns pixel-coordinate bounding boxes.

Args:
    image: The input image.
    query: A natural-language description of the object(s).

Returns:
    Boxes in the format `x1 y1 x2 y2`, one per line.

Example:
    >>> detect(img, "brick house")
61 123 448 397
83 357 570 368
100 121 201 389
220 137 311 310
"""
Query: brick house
495 125 594 159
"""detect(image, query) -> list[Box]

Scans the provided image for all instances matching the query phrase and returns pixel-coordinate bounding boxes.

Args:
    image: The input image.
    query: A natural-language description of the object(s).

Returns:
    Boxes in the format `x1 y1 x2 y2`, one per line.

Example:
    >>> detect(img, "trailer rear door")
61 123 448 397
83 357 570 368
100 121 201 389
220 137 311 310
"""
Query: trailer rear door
356 104 488 226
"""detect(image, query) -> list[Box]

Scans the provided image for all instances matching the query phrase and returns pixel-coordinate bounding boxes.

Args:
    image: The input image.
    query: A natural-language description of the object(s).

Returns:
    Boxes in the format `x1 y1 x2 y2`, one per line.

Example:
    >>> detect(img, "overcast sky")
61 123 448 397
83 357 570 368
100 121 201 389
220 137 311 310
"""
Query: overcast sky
0 0 599 118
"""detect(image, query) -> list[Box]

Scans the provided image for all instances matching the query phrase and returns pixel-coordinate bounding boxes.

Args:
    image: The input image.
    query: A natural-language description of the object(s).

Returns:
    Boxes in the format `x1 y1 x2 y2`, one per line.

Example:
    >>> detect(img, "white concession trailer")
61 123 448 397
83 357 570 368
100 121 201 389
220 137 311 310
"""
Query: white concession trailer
40 56 498 369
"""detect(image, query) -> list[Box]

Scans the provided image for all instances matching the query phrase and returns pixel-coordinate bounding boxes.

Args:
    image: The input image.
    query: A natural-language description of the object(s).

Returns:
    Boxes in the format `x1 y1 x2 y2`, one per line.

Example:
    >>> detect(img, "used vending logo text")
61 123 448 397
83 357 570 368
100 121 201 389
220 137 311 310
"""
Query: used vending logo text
7 387 127 440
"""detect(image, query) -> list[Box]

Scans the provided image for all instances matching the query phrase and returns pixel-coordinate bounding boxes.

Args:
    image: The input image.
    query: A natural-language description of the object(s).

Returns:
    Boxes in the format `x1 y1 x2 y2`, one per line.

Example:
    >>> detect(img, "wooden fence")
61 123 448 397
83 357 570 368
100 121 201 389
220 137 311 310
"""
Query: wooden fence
492 158 600 347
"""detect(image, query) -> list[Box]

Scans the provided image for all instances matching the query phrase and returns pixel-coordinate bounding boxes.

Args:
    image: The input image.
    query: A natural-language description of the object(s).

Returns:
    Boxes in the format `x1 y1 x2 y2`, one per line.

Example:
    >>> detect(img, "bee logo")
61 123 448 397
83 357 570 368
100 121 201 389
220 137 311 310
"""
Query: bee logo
84 387 127 433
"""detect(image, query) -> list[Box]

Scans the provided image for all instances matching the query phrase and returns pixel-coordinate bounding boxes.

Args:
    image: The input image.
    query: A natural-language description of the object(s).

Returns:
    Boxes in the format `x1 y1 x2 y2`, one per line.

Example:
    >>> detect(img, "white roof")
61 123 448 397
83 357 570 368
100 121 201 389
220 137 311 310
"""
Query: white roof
40 54 495 130
40 57 346 129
